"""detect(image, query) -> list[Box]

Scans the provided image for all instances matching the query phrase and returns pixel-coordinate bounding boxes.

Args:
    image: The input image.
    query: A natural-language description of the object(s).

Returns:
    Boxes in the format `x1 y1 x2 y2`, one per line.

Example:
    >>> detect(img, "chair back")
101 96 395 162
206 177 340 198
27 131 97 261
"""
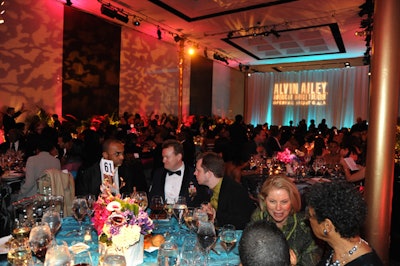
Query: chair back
39 169 75 216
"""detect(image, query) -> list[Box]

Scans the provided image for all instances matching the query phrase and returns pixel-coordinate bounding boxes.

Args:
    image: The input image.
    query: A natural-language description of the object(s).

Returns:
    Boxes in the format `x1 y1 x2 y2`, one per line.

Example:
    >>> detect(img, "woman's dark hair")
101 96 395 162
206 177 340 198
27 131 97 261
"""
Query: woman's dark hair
306 181 367 238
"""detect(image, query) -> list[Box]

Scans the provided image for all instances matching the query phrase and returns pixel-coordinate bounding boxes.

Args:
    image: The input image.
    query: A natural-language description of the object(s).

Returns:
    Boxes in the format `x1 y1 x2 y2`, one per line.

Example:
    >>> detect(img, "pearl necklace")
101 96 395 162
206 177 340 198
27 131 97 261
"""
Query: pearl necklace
325 238 368 266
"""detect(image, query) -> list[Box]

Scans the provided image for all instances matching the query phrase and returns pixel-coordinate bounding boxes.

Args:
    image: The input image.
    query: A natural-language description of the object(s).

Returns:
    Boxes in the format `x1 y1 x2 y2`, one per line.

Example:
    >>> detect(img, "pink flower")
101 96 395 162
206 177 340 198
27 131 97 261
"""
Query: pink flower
106 201 122 212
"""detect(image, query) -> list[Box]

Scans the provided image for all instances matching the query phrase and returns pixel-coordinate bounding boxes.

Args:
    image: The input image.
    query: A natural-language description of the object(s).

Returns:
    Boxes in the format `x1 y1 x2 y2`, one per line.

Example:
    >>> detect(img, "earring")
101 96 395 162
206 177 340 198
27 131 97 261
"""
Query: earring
323 229 328 236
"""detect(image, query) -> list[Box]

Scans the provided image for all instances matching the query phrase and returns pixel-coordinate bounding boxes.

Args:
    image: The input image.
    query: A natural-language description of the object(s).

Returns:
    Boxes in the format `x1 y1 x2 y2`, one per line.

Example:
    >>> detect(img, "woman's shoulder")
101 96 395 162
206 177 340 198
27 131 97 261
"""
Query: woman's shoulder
346 250 383 266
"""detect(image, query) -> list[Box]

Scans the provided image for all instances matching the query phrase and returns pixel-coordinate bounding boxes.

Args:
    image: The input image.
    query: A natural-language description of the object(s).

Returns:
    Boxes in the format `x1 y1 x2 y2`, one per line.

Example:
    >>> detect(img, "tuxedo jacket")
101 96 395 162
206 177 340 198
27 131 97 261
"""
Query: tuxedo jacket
75 160 148 197
149 163 210 207
215 177 255 230
265 136 282 157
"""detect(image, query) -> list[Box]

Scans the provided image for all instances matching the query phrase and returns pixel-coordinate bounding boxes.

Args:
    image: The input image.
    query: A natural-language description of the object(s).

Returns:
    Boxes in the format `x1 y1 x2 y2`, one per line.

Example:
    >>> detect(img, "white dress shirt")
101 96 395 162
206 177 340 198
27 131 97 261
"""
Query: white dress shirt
164 164 185 203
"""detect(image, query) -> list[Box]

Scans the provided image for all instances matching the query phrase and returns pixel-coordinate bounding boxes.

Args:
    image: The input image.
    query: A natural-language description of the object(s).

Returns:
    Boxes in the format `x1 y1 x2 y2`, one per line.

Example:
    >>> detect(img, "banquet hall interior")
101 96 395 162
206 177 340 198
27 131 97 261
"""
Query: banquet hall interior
1 0 400 265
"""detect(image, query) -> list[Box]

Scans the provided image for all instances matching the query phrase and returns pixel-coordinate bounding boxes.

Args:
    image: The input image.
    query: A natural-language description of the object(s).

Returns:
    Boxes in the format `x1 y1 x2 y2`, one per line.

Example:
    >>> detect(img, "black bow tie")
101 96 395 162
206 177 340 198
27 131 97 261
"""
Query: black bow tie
167 170 181 176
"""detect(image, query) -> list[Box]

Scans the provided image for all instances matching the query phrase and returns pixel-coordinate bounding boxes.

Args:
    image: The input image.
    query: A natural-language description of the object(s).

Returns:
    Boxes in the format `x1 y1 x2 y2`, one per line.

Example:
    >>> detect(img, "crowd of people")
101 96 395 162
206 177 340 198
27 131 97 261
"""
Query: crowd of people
0 106 382 265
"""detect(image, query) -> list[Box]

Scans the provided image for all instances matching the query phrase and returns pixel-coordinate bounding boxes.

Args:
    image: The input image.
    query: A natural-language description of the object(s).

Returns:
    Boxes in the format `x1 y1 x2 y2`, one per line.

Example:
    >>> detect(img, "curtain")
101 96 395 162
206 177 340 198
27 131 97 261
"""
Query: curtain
245 65 370 129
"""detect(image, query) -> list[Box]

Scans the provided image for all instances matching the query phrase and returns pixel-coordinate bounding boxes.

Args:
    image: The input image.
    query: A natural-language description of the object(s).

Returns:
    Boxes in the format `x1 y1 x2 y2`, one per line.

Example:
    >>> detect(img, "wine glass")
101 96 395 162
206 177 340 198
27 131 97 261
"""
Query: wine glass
132 191 148 210
103 249 126 266
183 207 195 232
150 195 164 220
219 224 237 254
180 234 204 266
42 209 62 238
86 194 96 217
157 240 179 266
73 250 93 266
197 221 217 265
71 196 88 235
29 222 52 262
44 241 72 266
164 198 175 220
173 196 187 230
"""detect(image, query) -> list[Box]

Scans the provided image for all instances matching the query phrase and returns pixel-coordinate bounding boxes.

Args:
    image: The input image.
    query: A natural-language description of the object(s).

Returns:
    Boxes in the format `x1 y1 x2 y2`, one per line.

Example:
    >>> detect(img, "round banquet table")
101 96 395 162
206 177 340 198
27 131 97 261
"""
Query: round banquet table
0 216 242 266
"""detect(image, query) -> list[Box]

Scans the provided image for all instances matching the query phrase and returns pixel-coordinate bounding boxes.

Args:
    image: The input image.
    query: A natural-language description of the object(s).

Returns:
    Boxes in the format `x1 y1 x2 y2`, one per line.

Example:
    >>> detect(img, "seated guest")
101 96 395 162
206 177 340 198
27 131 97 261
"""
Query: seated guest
239 220 296 266
18 137 61 200
75 138 147 197
306 181 383 266
149 139 209 207
195 152 255 230
340 145 366 183
251 175 322 266
265 126 282 157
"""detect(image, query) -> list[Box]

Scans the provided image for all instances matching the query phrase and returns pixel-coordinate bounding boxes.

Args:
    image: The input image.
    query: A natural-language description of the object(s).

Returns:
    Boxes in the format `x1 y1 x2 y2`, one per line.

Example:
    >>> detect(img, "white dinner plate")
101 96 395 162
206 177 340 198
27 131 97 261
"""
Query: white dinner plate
0 235 12 254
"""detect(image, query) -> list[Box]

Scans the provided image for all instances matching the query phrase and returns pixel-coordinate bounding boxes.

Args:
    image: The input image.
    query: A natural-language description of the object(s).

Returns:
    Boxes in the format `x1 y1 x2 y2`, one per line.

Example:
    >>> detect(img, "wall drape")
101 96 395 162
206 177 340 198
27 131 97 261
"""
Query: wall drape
245 65 370 128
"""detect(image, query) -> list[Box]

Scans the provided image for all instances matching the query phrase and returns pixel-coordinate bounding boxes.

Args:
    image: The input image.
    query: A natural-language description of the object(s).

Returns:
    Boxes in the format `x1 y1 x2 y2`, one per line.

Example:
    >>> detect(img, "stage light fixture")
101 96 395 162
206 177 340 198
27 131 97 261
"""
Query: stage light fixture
157 26 162 40
101 4 116 19
270 29 280 38
174 35 182 42
227 31 233 38
344 62 351 68
133 19 140 26
115 11 129 23
66 0 72 6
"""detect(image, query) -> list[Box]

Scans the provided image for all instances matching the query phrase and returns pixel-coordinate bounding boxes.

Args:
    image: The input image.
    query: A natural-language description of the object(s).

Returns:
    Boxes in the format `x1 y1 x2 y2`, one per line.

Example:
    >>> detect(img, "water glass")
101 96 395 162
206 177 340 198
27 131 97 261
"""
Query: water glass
72 250 93 266
157 240 179 266
44 241 72 266
180 235 204 266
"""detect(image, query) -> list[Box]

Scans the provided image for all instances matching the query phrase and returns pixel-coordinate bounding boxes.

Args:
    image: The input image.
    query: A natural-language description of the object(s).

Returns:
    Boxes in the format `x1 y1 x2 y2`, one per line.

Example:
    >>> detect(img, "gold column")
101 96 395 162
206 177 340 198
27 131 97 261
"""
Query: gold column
365 0 400 264
178 39 185 126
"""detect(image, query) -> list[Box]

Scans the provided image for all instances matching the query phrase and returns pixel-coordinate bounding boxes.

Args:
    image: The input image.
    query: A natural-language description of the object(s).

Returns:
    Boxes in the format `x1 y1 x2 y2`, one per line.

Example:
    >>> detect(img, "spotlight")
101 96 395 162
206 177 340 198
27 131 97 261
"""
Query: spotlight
270 29 280 38
66 0 72 6
133 19 140 26
344 62 351 68
227 31 233 38
101 4 116 19
115 11 129 23
157 26 162 40
174 35 182 43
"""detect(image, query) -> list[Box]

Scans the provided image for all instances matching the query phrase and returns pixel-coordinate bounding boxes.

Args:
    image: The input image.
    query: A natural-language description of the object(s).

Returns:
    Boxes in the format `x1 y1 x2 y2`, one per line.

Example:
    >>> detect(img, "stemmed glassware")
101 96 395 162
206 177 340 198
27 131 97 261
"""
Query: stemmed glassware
183 207 195 232
173 196 187 230
29 222 52 262
132 191 148 210
72 249 93 266
219 224 237 254
197 221 217 265
42 209 62 238
164 199 175 220
71 196 88 235
44 240 72 266
86 194 96 217
150 195 164 220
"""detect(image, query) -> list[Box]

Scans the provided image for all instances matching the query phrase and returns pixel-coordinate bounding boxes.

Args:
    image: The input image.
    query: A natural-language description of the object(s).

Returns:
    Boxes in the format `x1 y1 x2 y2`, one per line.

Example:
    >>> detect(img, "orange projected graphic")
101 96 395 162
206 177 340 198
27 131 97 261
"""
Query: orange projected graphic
273 82 327 106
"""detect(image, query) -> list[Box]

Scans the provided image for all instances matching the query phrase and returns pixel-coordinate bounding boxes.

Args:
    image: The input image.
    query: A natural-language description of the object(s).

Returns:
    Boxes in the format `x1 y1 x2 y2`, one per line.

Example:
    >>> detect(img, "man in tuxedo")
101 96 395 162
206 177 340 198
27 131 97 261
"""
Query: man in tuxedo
194 152 255 230
149 139 209 207
75 138 147 197
265 125 282 157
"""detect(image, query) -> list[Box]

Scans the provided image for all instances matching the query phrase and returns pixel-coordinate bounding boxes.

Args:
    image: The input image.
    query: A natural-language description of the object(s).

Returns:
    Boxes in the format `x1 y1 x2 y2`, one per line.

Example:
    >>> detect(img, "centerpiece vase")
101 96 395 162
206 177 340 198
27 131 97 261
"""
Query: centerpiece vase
125 234 144 265
99 235 144 266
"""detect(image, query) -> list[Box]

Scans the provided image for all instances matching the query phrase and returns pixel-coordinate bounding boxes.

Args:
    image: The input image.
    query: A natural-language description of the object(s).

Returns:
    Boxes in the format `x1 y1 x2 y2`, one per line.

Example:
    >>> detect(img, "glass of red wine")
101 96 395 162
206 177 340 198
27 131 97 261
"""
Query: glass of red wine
29 222 52 262
196 220 217 265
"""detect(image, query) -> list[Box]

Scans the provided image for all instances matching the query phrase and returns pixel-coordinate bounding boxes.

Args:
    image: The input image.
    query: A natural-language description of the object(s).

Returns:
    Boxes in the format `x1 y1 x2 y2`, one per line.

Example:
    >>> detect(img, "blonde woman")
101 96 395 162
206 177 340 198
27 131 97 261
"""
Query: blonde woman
251 175 322 266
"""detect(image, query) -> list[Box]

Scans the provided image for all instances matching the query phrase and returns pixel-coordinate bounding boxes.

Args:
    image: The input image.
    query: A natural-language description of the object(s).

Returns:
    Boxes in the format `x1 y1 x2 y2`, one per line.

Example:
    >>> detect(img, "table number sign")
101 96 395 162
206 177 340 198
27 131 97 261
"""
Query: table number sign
100 158 114 176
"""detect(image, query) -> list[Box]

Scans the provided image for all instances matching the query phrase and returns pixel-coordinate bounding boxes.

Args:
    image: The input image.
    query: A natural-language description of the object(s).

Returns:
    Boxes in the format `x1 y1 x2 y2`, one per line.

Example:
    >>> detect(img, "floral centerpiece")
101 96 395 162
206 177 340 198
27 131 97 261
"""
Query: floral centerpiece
276 148 298 164
92 180 153 265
